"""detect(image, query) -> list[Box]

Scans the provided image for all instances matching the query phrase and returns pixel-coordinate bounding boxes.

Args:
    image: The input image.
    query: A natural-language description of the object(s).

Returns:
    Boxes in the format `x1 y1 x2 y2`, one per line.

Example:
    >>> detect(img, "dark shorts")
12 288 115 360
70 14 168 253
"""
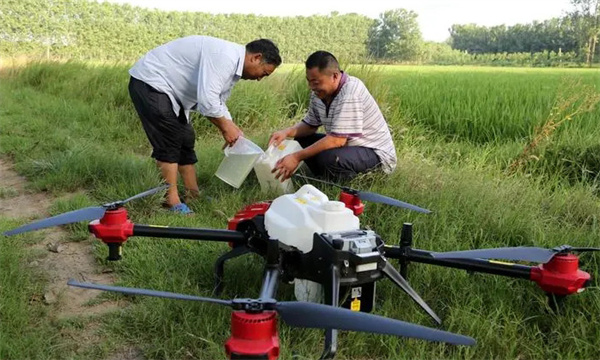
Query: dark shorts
295 133 381 181
128 77 197 165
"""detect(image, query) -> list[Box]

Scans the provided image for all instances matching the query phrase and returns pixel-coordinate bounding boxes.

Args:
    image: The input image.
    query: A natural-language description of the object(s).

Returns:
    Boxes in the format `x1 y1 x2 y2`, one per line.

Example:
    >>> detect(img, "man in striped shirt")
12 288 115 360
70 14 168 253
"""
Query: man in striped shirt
269 51 397 181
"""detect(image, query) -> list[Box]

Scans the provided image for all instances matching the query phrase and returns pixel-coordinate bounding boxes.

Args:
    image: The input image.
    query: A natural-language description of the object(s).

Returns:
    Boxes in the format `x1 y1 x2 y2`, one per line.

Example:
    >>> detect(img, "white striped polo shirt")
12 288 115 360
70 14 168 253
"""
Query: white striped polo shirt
302 74 397 173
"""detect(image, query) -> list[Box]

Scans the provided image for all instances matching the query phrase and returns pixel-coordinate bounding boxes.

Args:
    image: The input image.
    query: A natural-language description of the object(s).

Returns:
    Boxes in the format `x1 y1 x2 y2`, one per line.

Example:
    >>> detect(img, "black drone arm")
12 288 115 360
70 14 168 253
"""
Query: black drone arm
132 224 246 243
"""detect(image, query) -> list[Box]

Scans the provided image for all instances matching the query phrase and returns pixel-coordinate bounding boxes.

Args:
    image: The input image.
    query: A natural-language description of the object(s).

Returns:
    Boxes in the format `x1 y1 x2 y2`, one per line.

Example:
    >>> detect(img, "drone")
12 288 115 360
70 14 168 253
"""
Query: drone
3 177 598 359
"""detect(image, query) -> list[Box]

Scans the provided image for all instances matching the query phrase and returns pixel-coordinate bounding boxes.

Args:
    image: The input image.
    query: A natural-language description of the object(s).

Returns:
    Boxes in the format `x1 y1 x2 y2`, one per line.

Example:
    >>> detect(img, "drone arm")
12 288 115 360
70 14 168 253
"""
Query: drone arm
90 211 247 262
384 246 532 280
132 225 246 243
386 245 591 296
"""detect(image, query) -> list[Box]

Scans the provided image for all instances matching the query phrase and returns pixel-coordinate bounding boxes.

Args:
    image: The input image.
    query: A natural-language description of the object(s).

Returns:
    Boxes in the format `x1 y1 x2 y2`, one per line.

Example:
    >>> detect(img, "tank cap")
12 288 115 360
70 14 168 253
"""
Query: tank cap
322 201 345 212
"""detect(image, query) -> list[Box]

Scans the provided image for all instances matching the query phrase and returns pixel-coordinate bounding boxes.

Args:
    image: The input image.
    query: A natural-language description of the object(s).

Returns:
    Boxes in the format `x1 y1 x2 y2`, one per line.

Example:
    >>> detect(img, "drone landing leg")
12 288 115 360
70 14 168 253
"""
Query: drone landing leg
213 245 252 296
381 261 442 325
399 223 413 279
320 265 341 360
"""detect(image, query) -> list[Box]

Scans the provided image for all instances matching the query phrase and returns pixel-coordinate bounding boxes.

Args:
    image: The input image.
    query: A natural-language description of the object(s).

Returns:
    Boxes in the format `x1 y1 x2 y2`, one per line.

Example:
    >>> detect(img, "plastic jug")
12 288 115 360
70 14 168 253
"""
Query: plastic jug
215 137 264 188
253 139 303 195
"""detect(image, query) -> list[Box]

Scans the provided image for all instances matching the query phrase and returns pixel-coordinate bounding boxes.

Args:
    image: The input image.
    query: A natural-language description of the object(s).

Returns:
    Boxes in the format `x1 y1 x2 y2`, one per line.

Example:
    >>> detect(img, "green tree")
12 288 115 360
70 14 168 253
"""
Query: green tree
366 9 423 61
569 0 600 66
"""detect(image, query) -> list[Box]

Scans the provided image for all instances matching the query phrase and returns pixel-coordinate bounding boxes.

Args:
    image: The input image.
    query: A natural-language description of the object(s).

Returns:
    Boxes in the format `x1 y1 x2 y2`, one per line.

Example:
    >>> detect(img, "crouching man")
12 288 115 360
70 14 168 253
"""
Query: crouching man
269 51 396 181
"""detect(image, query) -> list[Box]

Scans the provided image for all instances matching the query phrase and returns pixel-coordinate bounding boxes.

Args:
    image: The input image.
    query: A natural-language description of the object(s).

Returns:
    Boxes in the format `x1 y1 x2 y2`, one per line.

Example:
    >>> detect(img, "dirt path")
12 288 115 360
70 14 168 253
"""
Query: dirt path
0 158 143 358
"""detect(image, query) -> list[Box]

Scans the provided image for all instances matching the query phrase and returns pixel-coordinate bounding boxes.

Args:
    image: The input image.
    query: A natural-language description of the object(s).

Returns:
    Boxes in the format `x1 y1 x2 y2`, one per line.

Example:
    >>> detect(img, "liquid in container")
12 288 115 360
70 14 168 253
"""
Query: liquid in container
215 137 263 188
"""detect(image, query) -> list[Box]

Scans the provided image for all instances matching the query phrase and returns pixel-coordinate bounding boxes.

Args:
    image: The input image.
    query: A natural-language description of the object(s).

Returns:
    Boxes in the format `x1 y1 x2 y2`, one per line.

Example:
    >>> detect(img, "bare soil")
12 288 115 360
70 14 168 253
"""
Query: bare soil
0 158 143 359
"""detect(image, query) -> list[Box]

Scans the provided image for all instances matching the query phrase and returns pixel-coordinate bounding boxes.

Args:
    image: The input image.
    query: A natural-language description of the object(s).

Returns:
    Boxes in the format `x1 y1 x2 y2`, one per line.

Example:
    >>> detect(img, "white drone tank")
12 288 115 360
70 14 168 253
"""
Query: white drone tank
264 184 360 302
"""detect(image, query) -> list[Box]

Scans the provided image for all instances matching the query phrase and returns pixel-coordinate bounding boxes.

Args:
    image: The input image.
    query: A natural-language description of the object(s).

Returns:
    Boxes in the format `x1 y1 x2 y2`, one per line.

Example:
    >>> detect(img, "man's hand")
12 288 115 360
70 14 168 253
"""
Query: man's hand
268 129 291 147
272 153 300 181
220 120 243 148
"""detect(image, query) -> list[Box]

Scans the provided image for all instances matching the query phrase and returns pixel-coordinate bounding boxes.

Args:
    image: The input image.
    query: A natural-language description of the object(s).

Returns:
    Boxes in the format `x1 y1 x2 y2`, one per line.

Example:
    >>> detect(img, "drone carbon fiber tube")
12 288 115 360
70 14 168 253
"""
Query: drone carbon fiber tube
132 224 246 243
384 246 531 279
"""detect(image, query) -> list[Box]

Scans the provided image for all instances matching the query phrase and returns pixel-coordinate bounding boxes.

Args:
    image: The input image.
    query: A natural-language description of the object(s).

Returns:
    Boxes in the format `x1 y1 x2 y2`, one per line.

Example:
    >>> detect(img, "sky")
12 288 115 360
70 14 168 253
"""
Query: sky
101 0 574 42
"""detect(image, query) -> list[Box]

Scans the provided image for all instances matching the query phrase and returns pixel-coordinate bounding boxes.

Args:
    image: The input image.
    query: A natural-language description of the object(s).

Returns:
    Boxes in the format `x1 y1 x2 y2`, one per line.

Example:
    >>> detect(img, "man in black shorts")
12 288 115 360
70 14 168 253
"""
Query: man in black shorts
129 36 281 214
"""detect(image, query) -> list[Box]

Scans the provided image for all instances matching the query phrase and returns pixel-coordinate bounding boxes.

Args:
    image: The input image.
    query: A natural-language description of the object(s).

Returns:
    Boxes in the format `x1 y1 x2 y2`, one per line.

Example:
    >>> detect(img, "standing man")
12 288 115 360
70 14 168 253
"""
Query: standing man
269 51 396 181
129 36 281 214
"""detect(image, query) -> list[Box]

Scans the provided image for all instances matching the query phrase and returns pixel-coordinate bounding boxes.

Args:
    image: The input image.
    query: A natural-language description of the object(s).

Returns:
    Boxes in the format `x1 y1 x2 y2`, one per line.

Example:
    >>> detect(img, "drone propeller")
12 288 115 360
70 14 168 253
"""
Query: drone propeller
432 245 600 263
3 185 169 236
67 280 475 346
294 174 431 214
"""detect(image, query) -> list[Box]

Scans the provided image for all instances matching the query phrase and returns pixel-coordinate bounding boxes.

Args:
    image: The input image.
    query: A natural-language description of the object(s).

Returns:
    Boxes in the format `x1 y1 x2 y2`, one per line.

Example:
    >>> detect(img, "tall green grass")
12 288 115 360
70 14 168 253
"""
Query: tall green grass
1 61 599 359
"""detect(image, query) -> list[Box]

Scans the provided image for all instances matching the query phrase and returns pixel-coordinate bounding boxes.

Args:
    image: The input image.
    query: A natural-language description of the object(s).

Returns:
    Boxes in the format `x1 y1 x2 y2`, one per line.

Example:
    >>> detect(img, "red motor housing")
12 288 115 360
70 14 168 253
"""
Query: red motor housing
88 208 134 260
530 254 591 295
339 191 364 216
225 311 279 360
88 208 134 244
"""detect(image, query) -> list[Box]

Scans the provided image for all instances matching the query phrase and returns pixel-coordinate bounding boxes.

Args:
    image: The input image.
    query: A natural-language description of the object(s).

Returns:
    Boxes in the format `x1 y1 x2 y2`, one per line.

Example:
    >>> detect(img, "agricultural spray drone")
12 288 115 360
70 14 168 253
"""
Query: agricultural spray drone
4 178 598 359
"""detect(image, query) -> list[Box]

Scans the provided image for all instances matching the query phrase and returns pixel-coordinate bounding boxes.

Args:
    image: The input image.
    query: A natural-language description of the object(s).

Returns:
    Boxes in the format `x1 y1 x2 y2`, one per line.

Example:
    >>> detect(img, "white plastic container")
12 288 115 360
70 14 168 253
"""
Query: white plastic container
253 140 303 195
264 184 360 302
215 137 264 188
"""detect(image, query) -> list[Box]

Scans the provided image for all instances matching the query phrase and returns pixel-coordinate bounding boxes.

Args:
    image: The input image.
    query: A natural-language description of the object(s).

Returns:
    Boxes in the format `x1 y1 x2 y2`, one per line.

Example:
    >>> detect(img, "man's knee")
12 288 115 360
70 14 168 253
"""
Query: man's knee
315 150 340 168
314 147 379 181
312 150 354 180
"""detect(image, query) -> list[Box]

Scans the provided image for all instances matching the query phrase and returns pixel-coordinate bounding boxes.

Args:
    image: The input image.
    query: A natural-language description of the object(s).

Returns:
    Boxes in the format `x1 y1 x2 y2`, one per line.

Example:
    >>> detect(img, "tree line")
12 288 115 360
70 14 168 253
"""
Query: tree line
446 0 599 65
0 0 371 62
366 1 599 66
1 0 598 66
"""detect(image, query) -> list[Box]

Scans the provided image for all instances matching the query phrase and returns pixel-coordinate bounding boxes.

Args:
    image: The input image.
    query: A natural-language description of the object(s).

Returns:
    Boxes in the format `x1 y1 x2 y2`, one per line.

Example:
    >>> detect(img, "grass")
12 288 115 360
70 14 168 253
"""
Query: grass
0 218 62 359
1 61 600 359
0 187 19 199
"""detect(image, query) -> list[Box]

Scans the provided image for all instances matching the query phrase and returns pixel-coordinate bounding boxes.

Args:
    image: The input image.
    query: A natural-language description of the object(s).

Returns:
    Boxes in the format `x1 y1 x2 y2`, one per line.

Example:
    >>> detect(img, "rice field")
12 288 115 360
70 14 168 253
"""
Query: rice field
1 61 600 359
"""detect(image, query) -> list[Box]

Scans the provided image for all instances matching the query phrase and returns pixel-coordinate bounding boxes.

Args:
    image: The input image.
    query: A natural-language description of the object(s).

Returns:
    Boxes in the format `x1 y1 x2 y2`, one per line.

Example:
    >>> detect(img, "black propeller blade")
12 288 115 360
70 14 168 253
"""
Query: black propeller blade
358 191 431 214
119 185 170 205
276 301 474 346
380 260 442 324
3 185 169 236
4 206 107 236
294 174 431 214
68 279 231 305
432 245 600 263
569 247 600 253
67 280 475 346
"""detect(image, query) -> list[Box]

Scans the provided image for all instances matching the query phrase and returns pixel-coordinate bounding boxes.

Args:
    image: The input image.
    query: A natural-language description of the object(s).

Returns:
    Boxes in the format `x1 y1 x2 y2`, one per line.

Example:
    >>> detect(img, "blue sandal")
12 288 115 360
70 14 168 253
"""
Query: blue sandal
169 203 194 215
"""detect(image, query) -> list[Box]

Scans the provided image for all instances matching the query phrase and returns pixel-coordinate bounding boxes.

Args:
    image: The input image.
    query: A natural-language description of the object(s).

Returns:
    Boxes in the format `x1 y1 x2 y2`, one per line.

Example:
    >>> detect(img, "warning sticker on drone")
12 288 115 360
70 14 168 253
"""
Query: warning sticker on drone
351 298 361 312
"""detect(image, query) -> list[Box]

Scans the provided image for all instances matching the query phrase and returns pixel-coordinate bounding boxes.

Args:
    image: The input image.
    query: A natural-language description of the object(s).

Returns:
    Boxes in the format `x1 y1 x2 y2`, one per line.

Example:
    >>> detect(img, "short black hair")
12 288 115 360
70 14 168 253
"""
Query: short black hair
246 39 282 66
305 51 340 72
